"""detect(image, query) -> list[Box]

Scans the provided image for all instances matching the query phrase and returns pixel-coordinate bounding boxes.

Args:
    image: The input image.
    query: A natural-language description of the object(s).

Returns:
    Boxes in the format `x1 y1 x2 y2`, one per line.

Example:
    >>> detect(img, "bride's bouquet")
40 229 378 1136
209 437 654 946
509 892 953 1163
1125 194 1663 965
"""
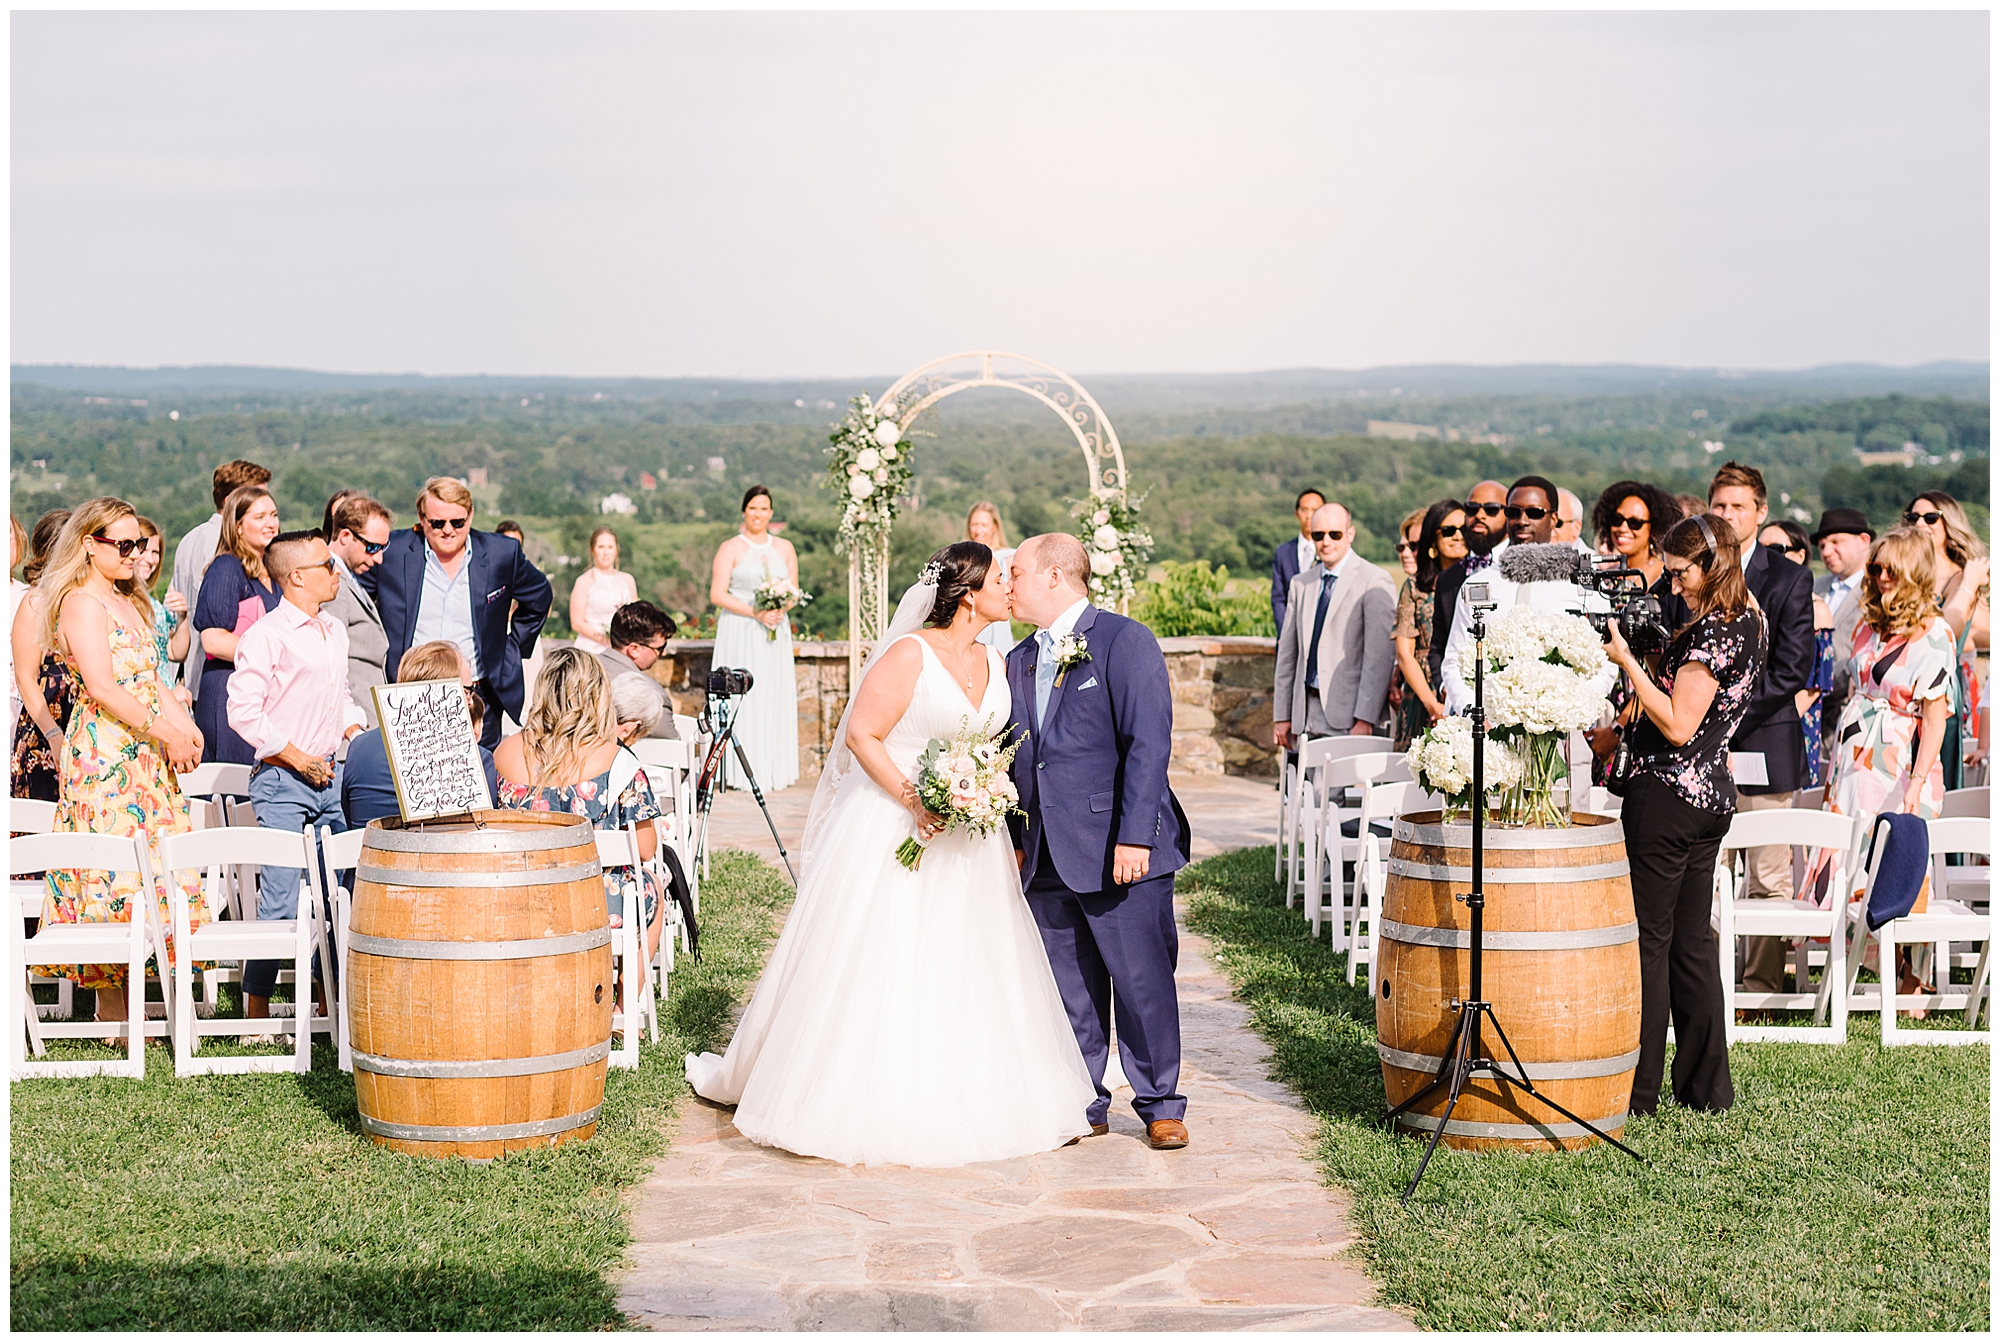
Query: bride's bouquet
751 576 811 640
895 723 1026 871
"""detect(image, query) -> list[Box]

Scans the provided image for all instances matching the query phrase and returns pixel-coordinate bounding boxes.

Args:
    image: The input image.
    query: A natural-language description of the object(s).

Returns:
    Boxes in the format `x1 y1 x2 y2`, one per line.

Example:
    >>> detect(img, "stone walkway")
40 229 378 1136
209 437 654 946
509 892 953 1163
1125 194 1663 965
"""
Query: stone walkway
621 771 1409 1331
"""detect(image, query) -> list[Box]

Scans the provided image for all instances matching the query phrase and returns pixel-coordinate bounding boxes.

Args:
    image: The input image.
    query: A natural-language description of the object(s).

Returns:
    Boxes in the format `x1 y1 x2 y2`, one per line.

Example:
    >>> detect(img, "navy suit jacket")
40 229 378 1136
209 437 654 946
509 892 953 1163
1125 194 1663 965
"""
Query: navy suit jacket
1271 537 1306 631
1005 604 1191 894
362 529 553 723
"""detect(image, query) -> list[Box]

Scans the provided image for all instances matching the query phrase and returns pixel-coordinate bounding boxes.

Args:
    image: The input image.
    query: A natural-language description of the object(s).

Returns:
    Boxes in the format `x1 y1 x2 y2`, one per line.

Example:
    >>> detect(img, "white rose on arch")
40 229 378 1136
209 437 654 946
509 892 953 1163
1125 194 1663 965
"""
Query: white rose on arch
873 419 902 449
1089 549 1119 576
881 445 897 461
873 469 888 483
1091 524 1122 551
855 447 881 472
849 475 875 500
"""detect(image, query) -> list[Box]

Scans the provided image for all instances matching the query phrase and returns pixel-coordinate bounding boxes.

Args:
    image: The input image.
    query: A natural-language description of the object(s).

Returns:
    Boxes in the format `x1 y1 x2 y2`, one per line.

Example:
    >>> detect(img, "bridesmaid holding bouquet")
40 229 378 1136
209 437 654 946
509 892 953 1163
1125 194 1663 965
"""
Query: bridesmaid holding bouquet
709 486 801 792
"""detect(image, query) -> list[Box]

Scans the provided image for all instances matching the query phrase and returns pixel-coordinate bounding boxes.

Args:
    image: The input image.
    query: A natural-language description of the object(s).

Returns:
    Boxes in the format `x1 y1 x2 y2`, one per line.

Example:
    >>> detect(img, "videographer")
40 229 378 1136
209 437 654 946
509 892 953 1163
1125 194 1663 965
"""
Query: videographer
1604 514 1766 1118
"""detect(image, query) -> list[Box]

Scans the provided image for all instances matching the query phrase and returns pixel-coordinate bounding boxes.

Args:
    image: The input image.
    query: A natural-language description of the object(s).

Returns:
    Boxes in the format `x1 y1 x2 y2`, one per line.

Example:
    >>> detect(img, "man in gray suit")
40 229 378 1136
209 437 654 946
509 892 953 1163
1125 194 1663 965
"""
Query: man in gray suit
323 494 394 729
1272 501 1398 747
595 600 682 741
1811 507 1874 782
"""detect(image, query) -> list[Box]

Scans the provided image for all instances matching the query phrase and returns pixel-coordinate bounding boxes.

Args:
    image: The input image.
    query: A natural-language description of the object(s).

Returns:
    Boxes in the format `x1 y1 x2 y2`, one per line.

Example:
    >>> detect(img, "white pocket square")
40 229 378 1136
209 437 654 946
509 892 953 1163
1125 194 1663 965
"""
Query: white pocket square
1076 676 1099 690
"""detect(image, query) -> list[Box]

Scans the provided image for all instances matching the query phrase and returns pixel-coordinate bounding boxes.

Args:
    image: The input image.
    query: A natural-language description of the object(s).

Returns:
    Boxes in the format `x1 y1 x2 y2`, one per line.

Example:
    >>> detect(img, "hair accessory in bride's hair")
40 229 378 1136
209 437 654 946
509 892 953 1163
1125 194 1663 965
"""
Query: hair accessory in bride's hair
918 561 944 587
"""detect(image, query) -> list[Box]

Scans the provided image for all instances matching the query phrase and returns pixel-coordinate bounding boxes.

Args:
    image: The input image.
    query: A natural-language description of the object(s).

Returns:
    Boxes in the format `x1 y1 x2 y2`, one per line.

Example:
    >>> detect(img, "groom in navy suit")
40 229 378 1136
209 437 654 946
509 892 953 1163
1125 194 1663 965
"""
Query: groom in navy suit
1006 533 1193 1151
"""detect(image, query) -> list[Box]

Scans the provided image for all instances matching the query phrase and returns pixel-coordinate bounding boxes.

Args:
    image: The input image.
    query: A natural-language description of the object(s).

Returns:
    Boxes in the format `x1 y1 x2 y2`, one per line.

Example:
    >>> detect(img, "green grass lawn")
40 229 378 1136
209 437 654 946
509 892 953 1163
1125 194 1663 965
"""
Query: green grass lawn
1180 846 1991 1331
9 850 793 1331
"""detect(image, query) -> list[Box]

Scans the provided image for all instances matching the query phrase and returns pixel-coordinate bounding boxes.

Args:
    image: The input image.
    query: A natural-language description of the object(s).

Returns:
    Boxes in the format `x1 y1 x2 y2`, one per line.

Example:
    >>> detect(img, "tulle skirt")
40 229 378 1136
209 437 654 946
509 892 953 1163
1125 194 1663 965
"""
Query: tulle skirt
686 776 1094 1166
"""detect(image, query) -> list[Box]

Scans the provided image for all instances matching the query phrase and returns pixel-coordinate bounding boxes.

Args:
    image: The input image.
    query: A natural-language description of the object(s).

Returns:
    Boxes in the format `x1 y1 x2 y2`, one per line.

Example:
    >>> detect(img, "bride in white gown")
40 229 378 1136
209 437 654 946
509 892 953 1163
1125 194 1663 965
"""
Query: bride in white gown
686 542 1094 1166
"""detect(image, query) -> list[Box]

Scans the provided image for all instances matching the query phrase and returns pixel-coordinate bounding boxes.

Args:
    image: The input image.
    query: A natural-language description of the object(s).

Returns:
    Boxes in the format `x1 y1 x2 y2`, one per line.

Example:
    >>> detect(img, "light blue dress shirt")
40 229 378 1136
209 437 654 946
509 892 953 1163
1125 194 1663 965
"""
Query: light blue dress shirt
413 545 481 678
1033 598 1089 731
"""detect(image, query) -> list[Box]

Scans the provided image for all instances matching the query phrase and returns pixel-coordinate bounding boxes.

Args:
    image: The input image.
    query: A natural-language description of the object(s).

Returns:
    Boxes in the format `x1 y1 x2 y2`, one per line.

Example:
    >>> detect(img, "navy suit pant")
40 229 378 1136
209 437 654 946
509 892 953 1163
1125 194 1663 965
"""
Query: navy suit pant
1025 835 1187 1125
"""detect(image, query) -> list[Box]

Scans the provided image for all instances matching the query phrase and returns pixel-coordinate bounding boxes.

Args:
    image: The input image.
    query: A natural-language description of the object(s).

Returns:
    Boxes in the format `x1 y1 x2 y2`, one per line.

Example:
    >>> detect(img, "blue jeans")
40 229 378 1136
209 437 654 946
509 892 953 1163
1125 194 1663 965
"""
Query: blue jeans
242 760 345 999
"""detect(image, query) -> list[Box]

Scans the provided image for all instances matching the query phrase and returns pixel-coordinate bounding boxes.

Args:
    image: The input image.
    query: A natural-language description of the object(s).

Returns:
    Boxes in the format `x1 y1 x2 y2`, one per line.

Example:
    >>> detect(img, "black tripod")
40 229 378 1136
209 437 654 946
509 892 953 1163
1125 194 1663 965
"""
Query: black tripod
692 685 797 885
1384 601 1644 1204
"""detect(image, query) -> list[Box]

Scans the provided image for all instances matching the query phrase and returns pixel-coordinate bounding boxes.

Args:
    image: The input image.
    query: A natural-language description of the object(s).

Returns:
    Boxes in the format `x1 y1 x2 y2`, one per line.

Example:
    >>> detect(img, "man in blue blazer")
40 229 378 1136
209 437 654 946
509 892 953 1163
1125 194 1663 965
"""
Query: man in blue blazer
1270 487 1326 631
360 477 553 749
1007 533 1193 1151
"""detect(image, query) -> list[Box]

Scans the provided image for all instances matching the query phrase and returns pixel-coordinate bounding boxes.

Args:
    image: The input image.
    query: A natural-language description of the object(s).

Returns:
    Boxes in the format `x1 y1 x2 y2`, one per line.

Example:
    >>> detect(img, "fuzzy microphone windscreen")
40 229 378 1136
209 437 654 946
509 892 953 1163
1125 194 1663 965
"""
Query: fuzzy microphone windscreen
1498 543 1594 585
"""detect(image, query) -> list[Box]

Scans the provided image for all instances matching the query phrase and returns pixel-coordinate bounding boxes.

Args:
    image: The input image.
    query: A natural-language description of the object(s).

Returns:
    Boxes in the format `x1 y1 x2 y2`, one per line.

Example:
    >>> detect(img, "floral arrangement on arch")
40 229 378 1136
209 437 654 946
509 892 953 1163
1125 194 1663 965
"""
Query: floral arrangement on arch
1069 491 1154 608
825 393 919 554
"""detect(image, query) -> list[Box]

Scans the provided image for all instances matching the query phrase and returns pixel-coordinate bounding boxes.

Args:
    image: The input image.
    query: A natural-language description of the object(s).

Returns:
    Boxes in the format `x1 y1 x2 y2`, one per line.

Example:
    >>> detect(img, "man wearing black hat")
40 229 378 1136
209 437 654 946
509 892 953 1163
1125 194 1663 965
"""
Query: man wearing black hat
1811 507 1875 783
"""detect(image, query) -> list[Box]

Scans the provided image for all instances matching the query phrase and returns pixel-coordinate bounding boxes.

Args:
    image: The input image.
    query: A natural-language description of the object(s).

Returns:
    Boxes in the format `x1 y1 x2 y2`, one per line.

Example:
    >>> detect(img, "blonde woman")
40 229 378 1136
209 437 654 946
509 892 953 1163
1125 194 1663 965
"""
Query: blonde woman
708 485 800 792
34 498 207 1039
1904 490 1989 782
192 485 282 762
569 525 638 654
495 647 666 961
966 501 1017 653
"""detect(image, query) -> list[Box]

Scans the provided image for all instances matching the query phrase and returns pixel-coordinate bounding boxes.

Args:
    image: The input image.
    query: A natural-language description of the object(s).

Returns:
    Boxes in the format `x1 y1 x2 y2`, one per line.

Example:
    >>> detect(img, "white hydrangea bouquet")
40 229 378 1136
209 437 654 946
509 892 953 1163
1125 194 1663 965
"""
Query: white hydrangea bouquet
825 393 919 554
751 576 811 641
1456 608 1610 827
1069 490 1153 610
1406 714 1524 822
895 723 1026 871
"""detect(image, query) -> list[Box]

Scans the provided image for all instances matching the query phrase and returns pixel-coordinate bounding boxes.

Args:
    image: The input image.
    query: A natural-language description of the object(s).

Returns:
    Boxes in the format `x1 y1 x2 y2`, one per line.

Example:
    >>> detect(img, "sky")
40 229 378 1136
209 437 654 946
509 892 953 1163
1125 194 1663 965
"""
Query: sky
10 10 1990 379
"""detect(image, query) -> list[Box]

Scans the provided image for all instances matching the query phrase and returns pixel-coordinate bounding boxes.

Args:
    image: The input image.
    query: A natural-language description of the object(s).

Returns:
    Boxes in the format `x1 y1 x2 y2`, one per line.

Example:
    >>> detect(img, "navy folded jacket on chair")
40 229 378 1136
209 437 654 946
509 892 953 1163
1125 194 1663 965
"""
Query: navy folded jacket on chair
1864 811 1931 930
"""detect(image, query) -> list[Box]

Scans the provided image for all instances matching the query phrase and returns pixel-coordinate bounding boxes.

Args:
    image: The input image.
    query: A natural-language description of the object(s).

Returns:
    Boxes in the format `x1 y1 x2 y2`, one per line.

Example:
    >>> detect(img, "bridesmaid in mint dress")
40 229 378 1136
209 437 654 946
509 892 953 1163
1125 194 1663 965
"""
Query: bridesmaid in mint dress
708 486 800 793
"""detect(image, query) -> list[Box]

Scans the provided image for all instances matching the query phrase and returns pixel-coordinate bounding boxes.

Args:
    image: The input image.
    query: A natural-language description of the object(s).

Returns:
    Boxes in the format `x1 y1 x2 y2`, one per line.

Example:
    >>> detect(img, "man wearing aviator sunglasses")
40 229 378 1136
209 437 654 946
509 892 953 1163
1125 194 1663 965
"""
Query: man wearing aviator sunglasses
324 494 396 730
362 475 553 749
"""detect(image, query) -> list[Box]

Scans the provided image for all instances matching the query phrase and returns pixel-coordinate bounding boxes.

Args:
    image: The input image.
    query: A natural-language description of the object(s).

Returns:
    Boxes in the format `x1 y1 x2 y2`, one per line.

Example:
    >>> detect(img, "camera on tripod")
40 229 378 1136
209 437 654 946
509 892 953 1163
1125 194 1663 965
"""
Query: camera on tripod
1578 566 1668 655
706 666 755 698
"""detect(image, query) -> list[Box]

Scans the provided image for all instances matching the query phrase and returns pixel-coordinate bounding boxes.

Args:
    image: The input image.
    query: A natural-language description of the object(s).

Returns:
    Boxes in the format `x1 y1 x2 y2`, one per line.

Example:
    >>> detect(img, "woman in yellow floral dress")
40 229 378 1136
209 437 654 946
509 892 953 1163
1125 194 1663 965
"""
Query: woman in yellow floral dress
35 498 208 1035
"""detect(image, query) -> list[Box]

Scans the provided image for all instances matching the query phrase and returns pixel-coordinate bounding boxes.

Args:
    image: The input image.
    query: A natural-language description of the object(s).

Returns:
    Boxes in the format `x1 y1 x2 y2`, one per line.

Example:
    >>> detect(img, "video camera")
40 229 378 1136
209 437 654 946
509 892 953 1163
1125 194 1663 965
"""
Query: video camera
706 666 755 698
1578 564 1668 655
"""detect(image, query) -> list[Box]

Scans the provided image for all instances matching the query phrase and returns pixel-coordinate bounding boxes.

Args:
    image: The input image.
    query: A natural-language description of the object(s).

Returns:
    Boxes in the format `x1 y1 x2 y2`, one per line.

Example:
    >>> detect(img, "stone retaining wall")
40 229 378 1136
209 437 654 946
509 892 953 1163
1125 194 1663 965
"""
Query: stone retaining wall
645 637 1282 781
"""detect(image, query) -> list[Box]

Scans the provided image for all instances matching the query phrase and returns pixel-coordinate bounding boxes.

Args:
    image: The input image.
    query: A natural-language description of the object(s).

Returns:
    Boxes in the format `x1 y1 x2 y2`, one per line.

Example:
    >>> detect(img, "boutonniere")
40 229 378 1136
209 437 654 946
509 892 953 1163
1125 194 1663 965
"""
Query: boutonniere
1050 633 1090 688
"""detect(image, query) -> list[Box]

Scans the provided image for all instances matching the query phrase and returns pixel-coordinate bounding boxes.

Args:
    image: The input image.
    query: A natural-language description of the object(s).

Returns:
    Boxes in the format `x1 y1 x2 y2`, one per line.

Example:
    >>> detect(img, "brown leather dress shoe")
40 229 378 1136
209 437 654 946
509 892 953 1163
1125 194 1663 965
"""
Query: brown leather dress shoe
1146 1119 1189 1150
1062 1122 1112 1147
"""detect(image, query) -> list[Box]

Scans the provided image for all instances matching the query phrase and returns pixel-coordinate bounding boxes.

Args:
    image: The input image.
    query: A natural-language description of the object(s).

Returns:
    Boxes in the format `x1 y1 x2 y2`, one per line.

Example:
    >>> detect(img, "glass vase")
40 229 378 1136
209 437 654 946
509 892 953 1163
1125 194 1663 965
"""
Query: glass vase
1504 731 1571 829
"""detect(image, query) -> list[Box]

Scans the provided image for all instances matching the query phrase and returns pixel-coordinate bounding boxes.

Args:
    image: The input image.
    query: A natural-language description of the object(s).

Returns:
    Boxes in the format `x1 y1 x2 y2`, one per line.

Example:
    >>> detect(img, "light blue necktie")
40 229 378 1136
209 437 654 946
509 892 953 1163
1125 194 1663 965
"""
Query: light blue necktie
1034 629 1057 730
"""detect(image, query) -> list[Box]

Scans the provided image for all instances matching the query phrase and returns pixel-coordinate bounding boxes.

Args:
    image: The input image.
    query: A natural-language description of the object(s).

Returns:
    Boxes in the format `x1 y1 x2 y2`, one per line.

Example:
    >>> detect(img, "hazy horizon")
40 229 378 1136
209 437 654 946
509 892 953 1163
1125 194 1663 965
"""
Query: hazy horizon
13 11 1989 378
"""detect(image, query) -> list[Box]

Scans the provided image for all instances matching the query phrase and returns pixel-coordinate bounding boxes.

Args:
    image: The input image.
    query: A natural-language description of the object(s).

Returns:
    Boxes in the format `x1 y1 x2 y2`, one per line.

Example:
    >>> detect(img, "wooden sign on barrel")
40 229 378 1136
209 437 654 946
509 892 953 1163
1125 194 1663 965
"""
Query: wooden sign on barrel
1375 811 1641 1152
347 811 612 1161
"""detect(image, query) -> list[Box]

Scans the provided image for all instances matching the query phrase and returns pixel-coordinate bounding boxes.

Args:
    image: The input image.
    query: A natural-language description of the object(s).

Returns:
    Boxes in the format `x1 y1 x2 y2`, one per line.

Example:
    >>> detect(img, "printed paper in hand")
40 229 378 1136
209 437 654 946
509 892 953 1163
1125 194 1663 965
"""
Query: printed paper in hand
372 680 493 821
1728 751 1769 786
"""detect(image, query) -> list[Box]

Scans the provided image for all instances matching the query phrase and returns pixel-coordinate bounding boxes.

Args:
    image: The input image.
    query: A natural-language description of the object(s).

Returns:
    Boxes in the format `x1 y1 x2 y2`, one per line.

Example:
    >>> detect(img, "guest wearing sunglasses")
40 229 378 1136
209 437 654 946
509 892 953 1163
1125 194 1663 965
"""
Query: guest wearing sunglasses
1427 478 1509 692
227 530 369 1036
324 494 395 730
1584 482 1684 784
192 485 284 763
1392 501 1467 748
1902 490 1989 785
362 476 552 749
1273 500 1397 751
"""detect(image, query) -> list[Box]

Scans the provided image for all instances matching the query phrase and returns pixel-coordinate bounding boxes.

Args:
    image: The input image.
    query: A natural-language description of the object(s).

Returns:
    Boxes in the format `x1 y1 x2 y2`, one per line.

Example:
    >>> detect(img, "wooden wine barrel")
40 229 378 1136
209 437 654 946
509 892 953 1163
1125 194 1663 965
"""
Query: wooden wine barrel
1376 811 1640 1152
348 811 613 1161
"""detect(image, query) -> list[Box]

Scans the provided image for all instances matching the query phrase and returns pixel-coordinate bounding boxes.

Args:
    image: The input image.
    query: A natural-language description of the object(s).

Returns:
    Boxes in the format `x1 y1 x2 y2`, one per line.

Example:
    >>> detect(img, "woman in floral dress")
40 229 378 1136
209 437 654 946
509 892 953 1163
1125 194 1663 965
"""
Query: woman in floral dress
494 647 667 965
12 508 74 801
34 499 208 1032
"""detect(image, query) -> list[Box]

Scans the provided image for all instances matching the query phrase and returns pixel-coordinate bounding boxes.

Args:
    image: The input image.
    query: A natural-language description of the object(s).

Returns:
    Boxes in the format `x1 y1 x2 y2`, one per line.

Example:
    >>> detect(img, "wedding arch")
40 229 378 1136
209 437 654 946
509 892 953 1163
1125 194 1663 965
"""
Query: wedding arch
832 351 1139 682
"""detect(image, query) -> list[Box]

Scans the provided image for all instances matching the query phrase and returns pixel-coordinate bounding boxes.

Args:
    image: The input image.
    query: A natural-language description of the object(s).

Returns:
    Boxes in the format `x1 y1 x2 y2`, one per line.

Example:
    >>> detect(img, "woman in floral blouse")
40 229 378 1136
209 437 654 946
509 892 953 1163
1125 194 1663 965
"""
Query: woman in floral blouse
494 647 667 966
1605 513 1766 1118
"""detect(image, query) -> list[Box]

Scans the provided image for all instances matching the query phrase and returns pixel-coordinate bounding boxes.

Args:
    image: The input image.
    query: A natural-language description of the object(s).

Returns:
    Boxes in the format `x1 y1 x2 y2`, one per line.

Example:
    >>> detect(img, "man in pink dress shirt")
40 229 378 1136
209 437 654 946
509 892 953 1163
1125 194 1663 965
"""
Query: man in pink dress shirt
226 529 368 1029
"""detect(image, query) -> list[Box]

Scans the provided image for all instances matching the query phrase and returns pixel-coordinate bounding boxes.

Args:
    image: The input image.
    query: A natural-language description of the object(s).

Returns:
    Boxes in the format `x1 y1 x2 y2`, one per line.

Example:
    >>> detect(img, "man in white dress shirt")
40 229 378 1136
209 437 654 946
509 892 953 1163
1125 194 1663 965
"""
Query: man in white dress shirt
1440 476 1616 715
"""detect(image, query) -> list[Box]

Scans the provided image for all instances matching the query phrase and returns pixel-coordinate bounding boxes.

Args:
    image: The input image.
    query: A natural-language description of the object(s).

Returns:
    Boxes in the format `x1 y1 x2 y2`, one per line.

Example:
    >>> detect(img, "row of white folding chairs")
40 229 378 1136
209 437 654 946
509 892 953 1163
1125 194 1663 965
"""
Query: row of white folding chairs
12 824 335 1079
1283 737 1406 907
1713 806 1991 1046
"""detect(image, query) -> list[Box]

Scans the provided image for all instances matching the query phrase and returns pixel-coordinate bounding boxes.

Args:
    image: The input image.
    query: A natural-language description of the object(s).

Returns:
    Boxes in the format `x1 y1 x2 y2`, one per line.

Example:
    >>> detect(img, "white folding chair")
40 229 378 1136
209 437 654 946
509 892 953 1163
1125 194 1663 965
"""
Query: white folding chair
11 798 75 1021
1936 789 1991 911
159 827 333 1076
1713 808 1859 1044
1847 815 1992 1046
1941 787 1990 819
177 762 255 829
1304 751 1412 942
596 825 658 1070
9 832 162 1079
308 826 368 1073
1578 785 1624 817
1284 736 1390 908
632 736 699 914
1346 780 1436 986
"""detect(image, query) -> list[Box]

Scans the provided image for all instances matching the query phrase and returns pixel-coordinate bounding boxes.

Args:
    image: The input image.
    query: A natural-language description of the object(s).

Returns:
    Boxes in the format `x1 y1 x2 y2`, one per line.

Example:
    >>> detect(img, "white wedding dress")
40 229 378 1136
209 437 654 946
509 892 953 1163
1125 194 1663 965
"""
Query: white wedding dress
685 629 1094 1167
